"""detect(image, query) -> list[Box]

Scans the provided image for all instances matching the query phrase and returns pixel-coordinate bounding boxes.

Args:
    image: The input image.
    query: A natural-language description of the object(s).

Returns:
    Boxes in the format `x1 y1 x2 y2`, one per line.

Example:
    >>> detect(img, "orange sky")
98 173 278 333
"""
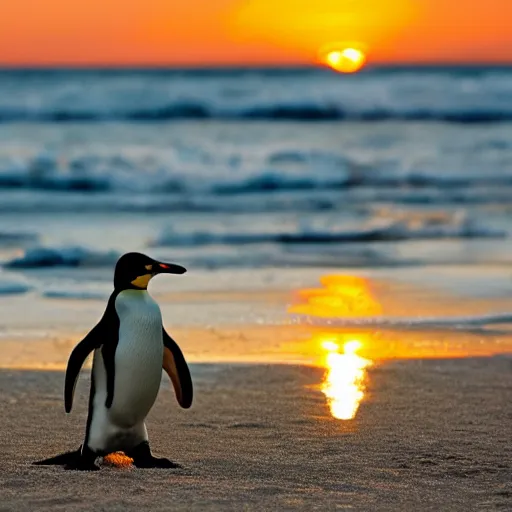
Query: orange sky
0 0 510 66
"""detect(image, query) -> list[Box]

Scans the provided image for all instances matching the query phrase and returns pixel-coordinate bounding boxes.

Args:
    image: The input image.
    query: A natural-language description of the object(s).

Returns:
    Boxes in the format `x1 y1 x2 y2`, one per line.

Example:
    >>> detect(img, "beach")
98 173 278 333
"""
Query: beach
0 355 510 511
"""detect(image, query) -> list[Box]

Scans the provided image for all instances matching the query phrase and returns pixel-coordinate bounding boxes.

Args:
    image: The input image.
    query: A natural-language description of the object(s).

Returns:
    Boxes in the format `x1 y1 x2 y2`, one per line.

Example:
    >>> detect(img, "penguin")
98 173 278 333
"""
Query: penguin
34 252 193 471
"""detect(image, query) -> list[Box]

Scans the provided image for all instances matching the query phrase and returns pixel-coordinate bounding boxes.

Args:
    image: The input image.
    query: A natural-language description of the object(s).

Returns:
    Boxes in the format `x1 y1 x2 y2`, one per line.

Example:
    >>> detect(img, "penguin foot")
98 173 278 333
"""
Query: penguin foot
126 441 182 469
63 445 100 471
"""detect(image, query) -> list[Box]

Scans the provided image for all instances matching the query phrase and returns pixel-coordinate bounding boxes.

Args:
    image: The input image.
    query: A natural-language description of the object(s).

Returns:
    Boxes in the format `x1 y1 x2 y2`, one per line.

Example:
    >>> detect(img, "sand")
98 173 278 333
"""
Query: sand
0 357 510 511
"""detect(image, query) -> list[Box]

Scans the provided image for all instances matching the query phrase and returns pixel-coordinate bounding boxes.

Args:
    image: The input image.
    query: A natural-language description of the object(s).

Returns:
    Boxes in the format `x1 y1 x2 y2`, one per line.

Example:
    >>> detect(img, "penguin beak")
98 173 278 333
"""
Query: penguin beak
155 261 187 275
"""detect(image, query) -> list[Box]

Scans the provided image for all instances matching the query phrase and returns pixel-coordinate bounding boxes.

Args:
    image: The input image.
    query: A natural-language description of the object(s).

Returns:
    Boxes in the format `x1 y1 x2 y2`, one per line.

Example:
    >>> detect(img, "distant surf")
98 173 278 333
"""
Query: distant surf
4 247 119 269
1 104 511 123
1 67 511 124
1 66 511 278
2 150 512 198
152 216 504 248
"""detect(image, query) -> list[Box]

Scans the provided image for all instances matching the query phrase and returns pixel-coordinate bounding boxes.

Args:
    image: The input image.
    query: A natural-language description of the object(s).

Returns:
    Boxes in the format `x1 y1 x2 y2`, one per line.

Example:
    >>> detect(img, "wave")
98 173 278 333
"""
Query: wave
1 104 511 123
1 189 511 215
1 168 343 195
0 277 33 295
211 173 350 194
0 231 39 247
241 106 512 123
3 150 512 197
290 312 512 328
152 215 504 248
3 247 119 269
42 289 110 300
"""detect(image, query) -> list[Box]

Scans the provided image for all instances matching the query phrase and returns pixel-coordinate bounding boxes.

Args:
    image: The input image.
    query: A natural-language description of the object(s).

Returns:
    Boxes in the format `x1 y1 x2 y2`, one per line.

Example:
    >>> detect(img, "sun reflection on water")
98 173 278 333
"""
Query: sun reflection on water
289 275 382 318
288 274 378 420
321 336 372 420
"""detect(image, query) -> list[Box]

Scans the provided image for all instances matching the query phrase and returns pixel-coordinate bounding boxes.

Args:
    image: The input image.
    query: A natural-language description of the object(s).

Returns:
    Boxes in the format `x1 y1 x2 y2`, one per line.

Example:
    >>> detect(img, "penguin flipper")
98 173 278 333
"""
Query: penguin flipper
65 293 120 413
64 321 105 413
162 329 193 409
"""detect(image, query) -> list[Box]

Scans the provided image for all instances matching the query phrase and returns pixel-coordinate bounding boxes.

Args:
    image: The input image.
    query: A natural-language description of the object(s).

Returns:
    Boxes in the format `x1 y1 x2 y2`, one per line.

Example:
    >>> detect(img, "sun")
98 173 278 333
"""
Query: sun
321 46 367 73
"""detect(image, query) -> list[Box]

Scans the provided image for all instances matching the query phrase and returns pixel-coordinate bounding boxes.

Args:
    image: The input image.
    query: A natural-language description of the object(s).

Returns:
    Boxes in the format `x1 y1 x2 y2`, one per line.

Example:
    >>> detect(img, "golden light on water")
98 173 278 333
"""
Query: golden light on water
321 336 372 420
322 47 367 73
289 275 382 318
287 271 512 420
321 340 340 352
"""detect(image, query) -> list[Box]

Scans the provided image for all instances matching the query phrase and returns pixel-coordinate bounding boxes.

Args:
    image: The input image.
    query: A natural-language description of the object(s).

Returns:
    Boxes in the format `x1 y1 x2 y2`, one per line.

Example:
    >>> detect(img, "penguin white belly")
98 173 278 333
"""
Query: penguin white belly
87 290 164 453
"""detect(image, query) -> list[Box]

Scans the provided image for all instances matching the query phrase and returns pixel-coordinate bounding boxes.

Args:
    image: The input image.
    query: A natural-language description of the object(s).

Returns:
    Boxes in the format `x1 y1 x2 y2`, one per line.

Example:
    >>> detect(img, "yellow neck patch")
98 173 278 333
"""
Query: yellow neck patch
131 274 153 289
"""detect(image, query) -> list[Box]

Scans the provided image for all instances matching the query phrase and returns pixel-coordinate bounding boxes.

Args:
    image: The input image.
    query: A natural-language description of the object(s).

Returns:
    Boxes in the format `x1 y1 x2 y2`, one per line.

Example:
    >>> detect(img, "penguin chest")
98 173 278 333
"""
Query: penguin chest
112 290 164 424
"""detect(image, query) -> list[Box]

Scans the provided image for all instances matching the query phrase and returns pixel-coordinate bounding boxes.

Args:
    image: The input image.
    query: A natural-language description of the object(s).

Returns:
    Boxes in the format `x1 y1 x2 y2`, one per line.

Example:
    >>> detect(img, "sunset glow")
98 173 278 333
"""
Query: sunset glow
0 1 511 65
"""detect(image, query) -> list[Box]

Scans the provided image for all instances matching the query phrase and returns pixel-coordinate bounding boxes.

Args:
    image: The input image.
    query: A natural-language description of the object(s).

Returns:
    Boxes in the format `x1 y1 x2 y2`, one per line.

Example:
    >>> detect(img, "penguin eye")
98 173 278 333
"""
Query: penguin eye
145 264 153 271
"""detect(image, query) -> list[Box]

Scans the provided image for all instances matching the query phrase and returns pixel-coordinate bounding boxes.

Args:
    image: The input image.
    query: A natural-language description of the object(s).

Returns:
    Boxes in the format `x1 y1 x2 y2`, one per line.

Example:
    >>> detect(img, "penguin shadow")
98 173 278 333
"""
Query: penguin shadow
32 447 191 472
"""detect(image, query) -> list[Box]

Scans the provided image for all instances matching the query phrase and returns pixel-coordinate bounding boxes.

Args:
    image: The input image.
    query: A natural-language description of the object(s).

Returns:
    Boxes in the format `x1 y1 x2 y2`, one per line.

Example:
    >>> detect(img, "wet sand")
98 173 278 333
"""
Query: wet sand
0 357 510 511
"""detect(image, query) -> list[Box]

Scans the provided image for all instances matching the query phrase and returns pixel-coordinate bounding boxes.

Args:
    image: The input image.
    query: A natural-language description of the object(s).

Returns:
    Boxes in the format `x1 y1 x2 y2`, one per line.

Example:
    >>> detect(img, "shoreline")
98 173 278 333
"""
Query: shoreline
1 323 511 371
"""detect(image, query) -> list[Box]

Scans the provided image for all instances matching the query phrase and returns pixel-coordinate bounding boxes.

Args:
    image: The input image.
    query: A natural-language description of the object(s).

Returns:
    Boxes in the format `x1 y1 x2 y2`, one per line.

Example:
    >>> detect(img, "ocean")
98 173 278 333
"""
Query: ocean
0 66 511 321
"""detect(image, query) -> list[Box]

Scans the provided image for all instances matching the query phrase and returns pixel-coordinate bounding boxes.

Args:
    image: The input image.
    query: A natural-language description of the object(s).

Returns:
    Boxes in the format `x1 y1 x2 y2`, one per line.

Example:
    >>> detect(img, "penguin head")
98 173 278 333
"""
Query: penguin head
114 252 187 290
